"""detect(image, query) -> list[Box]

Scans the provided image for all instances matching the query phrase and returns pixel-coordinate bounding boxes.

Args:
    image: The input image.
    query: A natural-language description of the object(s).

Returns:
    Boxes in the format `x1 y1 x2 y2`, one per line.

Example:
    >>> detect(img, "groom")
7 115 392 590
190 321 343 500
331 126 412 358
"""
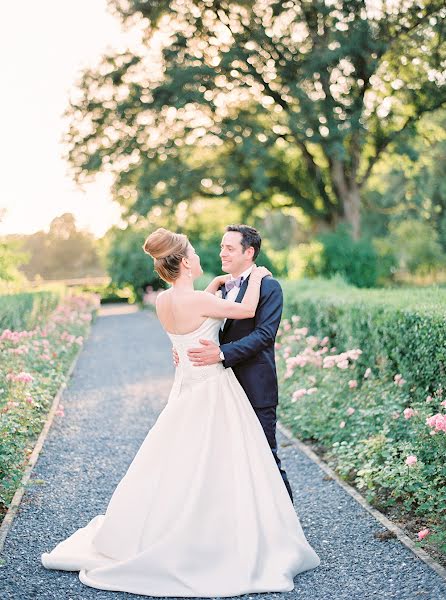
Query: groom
186 224 293 502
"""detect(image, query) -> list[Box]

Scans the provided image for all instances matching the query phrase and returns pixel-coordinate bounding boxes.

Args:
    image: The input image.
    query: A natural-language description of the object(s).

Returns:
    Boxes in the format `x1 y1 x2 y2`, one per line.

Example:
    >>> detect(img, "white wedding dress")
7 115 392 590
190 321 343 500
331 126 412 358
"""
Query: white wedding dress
41 317 320 597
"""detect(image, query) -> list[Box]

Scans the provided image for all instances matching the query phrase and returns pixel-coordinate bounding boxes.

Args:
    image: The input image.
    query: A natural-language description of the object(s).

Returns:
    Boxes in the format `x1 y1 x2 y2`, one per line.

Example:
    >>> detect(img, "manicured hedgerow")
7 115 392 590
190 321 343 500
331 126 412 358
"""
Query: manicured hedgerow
281 278 446 401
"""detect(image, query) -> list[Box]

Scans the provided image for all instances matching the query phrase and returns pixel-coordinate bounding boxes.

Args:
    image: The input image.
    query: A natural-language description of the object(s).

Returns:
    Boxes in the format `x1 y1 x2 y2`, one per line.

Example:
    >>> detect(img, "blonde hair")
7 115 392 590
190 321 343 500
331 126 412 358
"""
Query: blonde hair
142 228 189 283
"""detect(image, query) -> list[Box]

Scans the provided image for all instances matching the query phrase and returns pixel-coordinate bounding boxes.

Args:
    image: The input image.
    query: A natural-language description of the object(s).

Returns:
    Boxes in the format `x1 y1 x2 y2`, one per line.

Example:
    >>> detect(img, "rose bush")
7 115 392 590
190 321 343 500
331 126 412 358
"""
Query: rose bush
276 312 446 562
0 292 99 520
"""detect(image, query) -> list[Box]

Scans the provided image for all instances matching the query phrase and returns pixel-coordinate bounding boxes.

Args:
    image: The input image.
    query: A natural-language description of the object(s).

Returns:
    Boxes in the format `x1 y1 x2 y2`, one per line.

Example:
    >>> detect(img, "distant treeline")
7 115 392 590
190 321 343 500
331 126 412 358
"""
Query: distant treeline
5 213 106 281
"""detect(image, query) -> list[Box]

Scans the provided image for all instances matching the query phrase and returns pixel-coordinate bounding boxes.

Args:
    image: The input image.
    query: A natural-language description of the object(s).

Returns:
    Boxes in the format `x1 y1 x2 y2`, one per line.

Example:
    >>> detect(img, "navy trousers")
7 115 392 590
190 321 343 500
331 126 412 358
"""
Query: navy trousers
252 405 293 503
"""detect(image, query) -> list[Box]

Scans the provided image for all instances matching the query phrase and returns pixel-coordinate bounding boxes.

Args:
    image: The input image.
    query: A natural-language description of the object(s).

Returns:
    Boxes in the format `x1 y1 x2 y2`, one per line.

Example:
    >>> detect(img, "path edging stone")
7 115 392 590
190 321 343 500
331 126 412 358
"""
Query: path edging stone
278 421 446 582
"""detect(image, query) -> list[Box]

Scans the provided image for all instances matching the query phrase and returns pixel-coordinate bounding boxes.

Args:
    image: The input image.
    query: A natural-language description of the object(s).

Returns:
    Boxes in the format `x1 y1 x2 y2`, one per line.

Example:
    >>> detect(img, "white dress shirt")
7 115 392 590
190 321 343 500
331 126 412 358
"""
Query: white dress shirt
221 265 254 331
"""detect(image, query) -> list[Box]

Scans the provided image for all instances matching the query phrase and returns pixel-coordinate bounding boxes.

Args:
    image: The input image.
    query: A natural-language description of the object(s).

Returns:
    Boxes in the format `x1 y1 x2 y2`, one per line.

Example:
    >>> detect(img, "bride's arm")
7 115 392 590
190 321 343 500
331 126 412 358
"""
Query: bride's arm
195 266 271 319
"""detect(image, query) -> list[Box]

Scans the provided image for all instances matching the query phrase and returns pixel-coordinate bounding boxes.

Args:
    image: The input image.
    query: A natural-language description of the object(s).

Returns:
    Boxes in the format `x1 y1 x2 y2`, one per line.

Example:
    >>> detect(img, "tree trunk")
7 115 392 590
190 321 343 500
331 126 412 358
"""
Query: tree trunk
342 185 361 240
330 159 361 239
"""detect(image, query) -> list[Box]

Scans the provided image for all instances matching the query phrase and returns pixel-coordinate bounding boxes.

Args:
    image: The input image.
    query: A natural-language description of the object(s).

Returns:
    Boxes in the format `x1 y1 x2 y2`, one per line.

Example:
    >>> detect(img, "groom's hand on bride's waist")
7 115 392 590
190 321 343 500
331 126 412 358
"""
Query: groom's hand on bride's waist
172 347 179 367
187 340 221 366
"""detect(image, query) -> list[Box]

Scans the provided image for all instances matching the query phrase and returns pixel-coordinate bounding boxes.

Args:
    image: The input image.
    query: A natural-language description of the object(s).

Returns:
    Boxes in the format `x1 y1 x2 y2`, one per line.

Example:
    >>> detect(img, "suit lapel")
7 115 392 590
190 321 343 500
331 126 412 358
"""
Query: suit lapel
222 275 250 336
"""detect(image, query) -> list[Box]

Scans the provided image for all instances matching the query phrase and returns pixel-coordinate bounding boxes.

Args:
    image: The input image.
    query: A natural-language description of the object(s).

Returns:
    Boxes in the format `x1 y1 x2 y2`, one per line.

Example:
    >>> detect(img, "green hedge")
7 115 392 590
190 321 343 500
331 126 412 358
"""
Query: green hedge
0 288 64 331
280 278 446 399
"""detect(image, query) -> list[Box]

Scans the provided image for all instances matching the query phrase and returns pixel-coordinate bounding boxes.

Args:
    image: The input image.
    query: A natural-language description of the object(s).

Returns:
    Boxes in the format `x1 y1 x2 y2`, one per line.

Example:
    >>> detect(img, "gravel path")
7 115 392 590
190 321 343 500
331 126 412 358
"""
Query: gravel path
1 304 446 600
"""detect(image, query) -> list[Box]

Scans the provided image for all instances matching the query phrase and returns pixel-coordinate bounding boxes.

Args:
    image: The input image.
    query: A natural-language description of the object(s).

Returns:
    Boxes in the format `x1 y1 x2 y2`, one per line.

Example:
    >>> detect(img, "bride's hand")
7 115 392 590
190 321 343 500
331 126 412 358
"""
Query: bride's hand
216 274 231 286
251 265 272 281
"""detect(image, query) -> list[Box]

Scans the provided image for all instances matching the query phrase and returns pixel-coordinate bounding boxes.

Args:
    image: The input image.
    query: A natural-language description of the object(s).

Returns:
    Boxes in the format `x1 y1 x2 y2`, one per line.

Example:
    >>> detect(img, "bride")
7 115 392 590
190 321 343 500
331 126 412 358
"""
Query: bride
41 227 320 597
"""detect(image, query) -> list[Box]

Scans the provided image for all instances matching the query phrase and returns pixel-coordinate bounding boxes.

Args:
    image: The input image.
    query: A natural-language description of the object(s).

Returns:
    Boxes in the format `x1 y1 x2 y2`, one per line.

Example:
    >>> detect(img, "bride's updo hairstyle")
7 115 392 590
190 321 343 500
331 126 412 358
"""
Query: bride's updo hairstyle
143 227 189 283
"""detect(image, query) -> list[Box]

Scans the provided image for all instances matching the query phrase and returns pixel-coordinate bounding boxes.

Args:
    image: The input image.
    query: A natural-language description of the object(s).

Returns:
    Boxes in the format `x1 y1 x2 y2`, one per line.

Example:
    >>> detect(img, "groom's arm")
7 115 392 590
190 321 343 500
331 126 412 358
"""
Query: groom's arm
219 278 283 368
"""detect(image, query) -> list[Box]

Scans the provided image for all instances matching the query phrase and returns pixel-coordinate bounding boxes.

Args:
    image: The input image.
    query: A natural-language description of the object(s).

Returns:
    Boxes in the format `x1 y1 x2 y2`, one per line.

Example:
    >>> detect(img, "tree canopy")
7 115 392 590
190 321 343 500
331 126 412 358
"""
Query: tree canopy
65 0 446 237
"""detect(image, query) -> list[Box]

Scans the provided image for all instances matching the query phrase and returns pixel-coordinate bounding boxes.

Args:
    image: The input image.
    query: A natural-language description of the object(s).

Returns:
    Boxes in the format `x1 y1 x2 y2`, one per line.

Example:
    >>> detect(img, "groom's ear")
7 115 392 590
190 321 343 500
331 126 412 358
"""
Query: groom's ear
244 246 255 260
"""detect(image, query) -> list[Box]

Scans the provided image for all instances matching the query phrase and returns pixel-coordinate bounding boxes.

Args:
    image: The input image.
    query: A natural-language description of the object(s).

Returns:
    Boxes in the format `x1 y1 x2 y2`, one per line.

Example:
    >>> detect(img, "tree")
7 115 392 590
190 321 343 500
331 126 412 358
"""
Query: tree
106 226 164 301
0 210 28 285
362 110 446 245
65 0 446 238
0 240 28 284
17 213 104 280
388 219 445 275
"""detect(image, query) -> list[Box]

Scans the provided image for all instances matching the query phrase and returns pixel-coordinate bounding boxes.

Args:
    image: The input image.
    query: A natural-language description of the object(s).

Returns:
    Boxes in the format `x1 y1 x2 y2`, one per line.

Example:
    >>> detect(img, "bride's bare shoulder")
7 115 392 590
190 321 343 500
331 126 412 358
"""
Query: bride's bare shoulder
192 290 214 302
155 289 169 307
157 289 201 308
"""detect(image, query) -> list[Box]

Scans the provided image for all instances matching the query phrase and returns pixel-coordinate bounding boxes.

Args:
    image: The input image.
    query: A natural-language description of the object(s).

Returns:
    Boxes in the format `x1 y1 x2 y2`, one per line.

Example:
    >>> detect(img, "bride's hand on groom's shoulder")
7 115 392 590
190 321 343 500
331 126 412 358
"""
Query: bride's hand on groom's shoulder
251 265 272 280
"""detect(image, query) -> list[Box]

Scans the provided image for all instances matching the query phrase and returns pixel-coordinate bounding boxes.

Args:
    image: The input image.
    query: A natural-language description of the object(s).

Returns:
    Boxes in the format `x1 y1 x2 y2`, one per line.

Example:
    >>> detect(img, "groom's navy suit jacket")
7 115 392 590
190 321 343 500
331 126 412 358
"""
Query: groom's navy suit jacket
218 275 283 409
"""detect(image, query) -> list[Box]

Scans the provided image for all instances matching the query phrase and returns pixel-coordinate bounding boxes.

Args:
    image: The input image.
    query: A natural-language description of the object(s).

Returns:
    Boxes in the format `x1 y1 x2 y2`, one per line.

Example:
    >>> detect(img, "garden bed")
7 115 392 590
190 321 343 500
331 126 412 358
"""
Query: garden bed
0 292 100 523
278 279 446 565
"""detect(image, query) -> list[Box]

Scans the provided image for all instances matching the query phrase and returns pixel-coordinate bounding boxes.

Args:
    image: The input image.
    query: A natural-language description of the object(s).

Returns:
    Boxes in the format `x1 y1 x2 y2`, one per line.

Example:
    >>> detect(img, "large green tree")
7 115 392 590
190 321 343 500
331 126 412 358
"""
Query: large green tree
66 0 446 237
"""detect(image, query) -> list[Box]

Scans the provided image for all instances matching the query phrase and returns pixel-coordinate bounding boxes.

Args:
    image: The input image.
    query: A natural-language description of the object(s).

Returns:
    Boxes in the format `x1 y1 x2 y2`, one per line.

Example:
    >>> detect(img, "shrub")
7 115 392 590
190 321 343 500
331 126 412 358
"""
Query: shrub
275 317 446 555
388 220 446 275
0 289 63 331
107 227 165 302
315 226 378 288
287 241 324 280
281 278 446 401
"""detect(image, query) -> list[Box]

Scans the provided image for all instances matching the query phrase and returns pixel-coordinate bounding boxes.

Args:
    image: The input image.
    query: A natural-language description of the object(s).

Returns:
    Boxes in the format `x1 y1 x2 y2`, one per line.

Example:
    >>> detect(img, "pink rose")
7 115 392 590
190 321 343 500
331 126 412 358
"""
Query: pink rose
6 371 34 384
405 455 417 466
348 380 358 389
403 408 416 420
292 389 307 401
306 336 318 348
339 421 346 429
426 413 446 432
323 357 336 369
346 407 355 416
394 374 406 386
417 528 430 541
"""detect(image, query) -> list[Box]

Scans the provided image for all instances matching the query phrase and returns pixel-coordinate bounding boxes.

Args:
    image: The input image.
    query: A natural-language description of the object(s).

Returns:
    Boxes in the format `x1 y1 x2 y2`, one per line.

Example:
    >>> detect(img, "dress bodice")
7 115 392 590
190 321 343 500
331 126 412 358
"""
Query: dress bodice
166 317 225 387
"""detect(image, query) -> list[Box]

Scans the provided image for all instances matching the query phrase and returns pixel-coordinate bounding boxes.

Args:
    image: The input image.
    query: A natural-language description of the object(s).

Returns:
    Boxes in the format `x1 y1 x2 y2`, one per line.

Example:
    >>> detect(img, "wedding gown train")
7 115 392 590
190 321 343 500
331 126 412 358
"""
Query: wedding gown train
41 317 320 597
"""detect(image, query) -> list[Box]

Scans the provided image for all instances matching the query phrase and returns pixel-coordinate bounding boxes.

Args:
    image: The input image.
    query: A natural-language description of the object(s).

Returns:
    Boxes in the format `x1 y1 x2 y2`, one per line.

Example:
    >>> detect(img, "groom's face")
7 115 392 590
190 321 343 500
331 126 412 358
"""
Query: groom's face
220 231 254 276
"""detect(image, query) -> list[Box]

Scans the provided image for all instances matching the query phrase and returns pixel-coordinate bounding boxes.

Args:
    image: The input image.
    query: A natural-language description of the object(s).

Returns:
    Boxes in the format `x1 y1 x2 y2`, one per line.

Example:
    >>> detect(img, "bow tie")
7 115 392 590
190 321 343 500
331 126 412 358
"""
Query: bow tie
225 276 244 292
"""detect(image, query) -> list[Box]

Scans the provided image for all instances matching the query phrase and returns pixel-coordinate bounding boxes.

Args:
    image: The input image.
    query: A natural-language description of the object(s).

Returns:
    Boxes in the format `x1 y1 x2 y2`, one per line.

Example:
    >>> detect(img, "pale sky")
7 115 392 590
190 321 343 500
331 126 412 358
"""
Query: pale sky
0 1 137 238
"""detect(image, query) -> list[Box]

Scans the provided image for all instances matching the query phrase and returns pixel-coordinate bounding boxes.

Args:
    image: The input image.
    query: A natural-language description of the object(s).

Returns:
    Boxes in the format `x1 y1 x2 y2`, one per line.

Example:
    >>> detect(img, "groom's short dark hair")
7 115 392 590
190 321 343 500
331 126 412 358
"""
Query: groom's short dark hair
225 225 261 260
